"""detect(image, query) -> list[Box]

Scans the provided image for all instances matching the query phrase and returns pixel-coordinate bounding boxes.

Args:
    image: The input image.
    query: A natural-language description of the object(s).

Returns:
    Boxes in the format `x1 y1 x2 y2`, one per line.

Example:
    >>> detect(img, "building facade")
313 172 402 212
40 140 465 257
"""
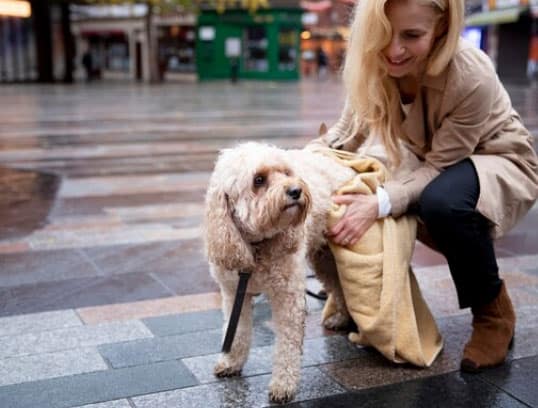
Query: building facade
196 7 302 81
0 0 36 83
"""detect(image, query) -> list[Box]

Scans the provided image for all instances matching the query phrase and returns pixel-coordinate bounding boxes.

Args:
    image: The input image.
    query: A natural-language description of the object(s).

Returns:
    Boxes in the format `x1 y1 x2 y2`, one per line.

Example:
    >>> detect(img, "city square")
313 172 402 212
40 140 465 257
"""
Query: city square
0 78 537 407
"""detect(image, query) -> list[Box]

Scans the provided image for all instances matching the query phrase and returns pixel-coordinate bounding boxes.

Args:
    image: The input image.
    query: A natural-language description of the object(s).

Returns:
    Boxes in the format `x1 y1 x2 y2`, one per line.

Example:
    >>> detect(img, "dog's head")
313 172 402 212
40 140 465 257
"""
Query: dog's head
204 142 311 271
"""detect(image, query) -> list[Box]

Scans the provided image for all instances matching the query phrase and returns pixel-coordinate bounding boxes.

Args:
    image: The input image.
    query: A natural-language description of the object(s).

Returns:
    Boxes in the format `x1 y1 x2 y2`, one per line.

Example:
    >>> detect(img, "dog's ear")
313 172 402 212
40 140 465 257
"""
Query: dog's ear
318 122 328 136
204 185 254 271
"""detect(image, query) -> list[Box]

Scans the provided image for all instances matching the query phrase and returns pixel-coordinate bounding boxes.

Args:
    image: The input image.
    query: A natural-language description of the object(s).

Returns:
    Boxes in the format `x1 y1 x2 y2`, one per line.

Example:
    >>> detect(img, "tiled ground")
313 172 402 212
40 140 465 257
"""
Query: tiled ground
0 79 537 407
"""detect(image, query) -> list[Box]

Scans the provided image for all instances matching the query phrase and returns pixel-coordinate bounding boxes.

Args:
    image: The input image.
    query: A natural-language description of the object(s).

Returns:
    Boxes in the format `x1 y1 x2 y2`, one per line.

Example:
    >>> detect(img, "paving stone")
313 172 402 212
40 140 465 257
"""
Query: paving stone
479 355 538 408
72 400 132 408
0 310 82 338
0 348 107 387
143 302 272 337
0 320 152 359
77 292 222 325
320 310 538 392
131 366 345 408
0 274 173 317
0 249 100 287
99 324 274 369
99 329 222 368
286 371 528 408
183 334 365 384
143 309 224 337
0 360 196 408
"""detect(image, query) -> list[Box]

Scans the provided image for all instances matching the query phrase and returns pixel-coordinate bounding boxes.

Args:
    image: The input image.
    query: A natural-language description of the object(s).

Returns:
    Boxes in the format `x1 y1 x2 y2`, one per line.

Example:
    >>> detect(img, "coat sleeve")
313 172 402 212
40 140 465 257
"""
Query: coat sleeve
384 60 497 217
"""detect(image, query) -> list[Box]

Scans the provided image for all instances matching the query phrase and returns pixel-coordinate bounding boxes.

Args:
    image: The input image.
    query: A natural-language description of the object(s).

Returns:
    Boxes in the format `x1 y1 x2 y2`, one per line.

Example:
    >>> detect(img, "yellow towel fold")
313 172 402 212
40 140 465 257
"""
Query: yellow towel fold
320 148 443 367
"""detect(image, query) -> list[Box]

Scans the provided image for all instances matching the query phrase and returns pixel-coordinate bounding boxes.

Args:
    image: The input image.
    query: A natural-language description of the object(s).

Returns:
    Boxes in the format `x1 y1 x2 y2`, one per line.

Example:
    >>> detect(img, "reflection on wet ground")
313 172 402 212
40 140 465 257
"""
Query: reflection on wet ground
0 167 60 239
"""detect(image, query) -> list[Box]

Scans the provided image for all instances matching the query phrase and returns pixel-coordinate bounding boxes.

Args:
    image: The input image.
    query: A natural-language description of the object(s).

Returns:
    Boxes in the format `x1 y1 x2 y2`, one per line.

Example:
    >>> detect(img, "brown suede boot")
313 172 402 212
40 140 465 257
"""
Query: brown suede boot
461 281 515 373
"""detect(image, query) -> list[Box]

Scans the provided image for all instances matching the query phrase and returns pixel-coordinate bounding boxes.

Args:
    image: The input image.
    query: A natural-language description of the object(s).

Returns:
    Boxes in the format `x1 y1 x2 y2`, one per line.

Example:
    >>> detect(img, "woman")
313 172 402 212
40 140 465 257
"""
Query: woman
315 0 538 372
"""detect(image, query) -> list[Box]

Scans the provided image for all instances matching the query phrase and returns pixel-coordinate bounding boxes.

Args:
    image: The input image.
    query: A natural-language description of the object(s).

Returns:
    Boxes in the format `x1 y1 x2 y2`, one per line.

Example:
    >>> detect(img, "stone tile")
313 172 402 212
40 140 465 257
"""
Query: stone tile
0 348 107 387
0 320 152 359
99 329 222 369
99 325 274 369
183 335 364 384
143 309 224 337
58 172 210 199
304 311 336 340
0 249 99 287
0 241 30 254
286 372 528 408
72 400 132 408
143 302 272 337
0 310 82 338
82 240 204 276
131 366 345 408
105 202 203 222
480 355 538 408
24 224 201 251
0 360 196 408
411 241 446 267
51 191 205 218
0 273 173 317
321 310 538 391
77 292 222 324
319 316 469 391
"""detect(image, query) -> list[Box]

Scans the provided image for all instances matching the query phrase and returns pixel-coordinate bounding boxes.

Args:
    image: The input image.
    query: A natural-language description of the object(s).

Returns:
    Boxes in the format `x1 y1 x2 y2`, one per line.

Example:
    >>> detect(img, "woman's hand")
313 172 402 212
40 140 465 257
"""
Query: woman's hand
327 193 378 246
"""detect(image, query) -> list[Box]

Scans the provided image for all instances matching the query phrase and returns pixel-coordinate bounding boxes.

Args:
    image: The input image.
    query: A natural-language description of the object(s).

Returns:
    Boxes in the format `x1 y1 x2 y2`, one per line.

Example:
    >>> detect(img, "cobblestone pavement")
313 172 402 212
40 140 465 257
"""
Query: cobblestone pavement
0 79 537 408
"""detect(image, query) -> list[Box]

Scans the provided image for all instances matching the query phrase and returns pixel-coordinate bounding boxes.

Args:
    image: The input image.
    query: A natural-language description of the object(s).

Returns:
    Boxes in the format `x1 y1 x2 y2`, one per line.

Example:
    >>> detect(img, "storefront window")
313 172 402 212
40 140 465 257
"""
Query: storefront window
278 28 296 71
106 40 129 71
159 26 196 73
243 26 268 72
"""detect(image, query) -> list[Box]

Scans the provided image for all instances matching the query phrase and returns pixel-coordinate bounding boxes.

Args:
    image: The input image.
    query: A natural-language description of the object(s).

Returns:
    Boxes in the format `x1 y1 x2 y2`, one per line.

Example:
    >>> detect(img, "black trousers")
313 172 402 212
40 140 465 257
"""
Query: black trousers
416 159 502 309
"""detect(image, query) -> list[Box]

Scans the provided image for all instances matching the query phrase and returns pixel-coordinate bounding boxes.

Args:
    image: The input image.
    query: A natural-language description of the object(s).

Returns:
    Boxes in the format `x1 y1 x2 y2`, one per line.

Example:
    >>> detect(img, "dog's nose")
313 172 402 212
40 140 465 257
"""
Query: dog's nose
287 187 302 200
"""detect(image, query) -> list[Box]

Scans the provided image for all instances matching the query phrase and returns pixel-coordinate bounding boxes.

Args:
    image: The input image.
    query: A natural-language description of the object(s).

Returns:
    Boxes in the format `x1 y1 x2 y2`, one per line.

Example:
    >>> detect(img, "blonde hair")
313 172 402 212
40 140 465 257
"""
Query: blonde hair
342 0 464 167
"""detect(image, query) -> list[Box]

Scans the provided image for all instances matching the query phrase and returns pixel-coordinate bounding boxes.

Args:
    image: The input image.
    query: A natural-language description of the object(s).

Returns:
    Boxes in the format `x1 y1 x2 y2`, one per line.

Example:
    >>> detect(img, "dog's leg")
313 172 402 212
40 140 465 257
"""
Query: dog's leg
214 286 253 377
267 284 306 404
310 246 350 330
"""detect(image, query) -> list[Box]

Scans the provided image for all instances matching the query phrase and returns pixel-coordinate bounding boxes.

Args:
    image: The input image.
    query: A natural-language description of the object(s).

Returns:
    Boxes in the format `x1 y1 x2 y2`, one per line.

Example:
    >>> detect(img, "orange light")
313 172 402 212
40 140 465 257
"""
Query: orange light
301 31 312 40
0 0 31 18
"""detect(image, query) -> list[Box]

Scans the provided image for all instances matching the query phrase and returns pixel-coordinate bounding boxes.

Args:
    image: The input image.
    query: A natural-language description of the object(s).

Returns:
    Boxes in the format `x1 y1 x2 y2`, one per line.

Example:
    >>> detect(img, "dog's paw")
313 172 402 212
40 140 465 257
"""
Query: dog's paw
214 360 242 378
268 381 297 404
322 311 350 331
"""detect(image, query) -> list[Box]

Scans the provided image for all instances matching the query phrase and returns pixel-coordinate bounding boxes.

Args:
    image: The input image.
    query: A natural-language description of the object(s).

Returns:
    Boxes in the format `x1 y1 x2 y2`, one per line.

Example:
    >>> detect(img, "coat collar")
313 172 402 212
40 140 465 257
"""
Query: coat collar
399 38 467 148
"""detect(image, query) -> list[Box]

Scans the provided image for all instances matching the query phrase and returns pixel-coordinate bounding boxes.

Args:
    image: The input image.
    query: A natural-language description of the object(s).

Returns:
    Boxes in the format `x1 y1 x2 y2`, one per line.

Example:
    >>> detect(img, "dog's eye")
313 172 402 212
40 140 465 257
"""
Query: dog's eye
253 175 266 187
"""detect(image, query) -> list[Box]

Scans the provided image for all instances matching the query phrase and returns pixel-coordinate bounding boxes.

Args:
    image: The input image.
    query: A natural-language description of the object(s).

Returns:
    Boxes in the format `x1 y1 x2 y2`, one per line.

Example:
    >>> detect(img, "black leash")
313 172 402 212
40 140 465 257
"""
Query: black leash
222 270 251 353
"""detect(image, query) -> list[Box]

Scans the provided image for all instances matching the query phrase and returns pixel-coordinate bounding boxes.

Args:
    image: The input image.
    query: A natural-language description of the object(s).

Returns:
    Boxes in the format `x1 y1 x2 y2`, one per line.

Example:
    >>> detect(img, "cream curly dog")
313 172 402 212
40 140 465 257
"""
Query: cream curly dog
203 142 355 403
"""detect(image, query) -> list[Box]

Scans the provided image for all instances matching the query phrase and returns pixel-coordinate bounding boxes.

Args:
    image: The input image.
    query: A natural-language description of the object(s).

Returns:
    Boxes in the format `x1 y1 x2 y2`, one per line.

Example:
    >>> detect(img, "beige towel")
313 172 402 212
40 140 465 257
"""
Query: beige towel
321 148 443 367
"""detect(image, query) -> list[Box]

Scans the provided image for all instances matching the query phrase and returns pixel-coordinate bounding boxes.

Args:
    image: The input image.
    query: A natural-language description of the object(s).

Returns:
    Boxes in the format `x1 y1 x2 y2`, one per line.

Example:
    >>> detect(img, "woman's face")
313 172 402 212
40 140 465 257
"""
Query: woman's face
382 0 442 79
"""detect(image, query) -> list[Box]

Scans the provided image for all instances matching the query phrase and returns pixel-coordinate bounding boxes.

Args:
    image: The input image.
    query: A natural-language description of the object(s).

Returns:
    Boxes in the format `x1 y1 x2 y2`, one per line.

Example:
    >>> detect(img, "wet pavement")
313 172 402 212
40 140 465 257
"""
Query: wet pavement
0 79 537 407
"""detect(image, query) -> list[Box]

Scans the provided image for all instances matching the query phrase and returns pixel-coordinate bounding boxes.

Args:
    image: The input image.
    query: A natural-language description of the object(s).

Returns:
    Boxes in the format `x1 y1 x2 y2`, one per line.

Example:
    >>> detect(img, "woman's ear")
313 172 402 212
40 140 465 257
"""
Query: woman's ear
203 185 254 271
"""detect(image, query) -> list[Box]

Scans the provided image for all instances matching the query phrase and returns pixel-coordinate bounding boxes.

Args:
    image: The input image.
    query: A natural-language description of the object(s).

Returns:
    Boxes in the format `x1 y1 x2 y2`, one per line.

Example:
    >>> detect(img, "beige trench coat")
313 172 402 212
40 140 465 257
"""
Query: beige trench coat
321 38 538 238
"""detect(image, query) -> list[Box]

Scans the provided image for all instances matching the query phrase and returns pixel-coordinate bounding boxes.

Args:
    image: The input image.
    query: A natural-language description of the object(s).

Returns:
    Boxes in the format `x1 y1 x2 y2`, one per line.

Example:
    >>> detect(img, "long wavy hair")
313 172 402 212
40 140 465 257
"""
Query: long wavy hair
342 0 464 167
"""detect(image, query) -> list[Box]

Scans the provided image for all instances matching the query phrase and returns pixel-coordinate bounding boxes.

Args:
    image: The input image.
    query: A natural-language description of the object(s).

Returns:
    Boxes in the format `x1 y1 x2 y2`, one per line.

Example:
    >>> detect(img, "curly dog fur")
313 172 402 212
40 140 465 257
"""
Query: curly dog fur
203 142 355 403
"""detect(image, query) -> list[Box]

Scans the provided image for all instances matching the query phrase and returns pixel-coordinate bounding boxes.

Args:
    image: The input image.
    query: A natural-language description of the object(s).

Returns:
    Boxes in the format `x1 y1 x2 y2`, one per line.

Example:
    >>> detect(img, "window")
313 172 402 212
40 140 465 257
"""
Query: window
243 26 268 72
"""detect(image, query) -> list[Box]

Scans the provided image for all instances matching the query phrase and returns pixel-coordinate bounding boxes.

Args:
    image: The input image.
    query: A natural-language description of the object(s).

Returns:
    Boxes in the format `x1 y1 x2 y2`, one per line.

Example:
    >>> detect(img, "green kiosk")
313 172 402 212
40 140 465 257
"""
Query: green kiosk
196 2 303 81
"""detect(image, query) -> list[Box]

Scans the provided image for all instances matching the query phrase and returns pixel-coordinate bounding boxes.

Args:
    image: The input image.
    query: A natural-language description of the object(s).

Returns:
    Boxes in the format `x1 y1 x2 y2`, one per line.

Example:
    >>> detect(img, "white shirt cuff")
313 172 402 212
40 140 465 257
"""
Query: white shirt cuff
376 186 392 218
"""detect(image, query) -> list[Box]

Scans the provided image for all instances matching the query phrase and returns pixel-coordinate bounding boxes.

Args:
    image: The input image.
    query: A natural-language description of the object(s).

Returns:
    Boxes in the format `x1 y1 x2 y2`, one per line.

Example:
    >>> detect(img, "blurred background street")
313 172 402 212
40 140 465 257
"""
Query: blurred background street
1 0 538 407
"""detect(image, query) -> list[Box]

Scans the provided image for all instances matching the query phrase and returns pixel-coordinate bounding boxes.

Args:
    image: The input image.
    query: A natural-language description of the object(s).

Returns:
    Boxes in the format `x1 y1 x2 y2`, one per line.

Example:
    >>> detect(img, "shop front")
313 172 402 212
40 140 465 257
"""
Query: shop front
196 8 302 81
465 0 537 82
0 0 35 83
